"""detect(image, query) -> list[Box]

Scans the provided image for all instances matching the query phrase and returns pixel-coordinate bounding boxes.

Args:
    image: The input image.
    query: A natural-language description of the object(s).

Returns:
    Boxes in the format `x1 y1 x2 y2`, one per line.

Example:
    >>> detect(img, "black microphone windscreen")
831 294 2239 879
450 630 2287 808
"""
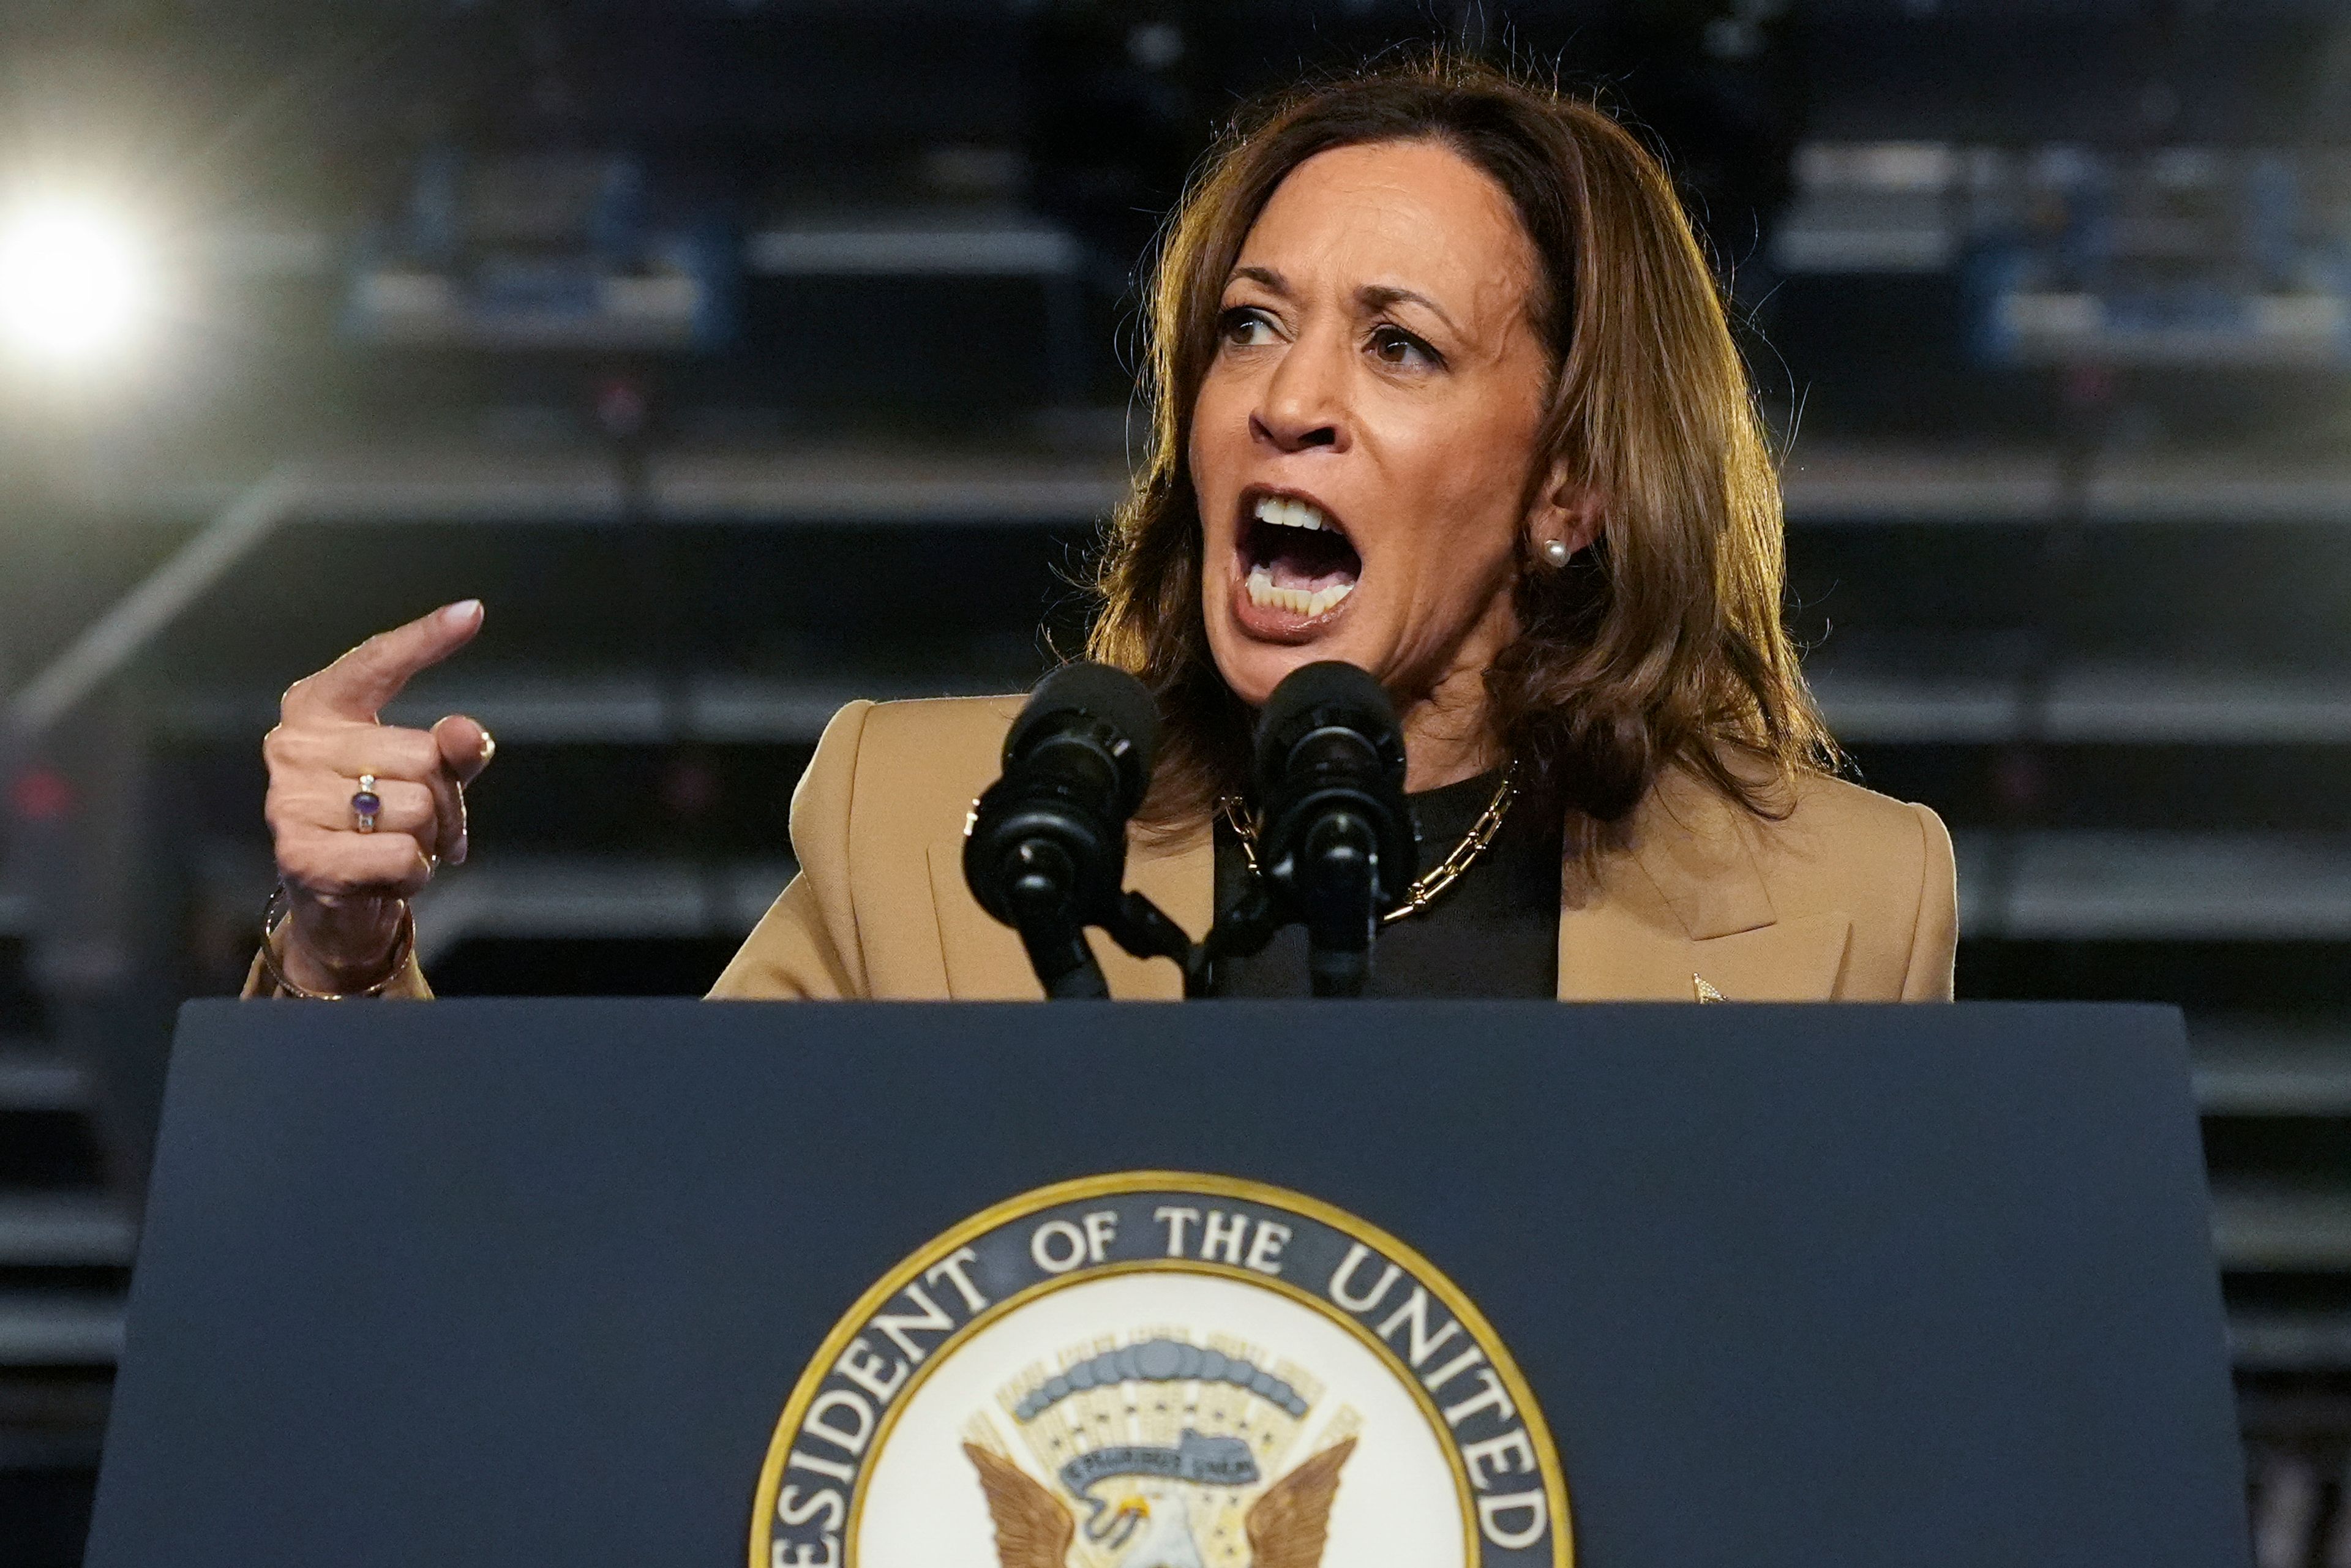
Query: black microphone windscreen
1254 661 1400 782
1007 661 1161 775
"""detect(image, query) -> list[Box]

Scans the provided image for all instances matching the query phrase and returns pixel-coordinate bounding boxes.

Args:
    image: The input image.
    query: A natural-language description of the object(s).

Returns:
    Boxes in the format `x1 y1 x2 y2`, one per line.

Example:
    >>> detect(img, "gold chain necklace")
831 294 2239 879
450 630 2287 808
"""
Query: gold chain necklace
1217 767 1518 926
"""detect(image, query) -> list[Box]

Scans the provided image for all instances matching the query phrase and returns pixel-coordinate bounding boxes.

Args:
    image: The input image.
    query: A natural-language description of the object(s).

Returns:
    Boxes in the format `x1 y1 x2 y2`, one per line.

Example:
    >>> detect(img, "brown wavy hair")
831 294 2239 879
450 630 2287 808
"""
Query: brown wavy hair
1086 53 1835 849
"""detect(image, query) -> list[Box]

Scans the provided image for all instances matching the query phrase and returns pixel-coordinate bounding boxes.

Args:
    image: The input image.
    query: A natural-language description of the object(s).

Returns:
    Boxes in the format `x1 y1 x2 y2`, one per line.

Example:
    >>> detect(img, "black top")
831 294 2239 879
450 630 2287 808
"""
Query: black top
1207 768 1565 998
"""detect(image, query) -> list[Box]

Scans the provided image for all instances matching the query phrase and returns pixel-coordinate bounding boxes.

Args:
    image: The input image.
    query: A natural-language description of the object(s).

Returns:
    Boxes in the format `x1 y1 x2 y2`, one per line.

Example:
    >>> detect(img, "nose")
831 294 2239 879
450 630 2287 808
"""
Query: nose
1250 326 1349 454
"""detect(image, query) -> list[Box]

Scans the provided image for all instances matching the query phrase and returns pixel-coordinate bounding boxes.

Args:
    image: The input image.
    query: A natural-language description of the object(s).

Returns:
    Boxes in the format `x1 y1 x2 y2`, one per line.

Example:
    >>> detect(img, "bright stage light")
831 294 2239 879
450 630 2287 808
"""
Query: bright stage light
0 197 155 364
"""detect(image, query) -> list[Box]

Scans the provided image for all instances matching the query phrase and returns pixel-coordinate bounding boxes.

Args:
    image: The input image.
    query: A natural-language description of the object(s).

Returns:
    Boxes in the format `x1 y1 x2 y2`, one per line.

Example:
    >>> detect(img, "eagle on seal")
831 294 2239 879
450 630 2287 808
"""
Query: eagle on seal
962 1436 1357 1568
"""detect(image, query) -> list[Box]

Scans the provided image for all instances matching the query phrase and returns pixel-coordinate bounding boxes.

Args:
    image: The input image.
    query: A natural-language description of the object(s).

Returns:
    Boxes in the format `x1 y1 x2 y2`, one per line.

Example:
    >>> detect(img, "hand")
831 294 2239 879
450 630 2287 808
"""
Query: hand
262 600 495 992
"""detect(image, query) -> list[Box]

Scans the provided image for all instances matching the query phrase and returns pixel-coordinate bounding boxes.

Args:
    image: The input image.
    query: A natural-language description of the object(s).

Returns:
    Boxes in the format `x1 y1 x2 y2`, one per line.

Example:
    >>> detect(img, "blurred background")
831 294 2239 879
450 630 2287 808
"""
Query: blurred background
0 0 2347 1561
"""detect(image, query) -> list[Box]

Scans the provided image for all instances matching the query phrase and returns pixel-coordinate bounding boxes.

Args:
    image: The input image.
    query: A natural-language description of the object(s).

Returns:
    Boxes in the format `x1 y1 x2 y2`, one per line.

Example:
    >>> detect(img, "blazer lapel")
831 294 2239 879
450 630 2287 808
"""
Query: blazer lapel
926 842 1037 999
1556 770 1850 1002
1679 912 1851 1002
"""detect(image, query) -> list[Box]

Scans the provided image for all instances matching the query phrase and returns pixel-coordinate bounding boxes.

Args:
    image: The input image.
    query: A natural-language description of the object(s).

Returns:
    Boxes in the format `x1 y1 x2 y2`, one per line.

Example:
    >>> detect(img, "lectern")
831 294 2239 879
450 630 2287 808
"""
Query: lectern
86 1000 2248 1568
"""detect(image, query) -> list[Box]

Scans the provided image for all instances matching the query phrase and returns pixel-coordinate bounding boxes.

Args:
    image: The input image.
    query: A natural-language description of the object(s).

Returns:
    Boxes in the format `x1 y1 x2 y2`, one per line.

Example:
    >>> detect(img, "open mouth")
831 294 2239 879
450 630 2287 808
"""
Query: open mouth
1237 492 1362 620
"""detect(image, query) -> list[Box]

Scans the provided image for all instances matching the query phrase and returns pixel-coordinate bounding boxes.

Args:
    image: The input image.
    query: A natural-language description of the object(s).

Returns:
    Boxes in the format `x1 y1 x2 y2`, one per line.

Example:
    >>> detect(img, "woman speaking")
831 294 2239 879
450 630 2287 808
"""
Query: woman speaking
250 59 1955 1003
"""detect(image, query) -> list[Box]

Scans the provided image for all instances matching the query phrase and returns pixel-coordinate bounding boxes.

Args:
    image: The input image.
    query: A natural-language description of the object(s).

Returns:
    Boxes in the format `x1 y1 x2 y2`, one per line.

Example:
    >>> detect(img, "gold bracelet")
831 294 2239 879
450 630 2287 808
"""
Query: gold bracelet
256 884 415 1000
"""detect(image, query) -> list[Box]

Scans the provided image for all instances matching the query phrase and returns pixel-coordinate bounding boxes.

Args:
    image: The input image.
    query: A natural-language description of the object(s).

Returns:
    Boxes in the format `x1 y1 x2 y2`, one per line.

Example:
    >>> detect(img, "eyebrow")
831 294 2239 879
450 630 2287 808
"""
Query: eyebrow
1228 266 1463 336
1359 283 1460 336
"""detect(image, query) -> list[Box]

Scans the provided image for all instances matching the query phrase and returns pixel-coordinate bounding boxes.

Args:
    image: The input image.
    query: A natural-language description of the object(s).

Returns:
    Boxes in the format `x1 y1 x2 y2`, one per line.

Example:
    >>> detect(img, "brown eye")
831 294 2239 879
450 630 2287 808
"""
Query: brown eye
1371 326 1438 369
1220 307 1275 347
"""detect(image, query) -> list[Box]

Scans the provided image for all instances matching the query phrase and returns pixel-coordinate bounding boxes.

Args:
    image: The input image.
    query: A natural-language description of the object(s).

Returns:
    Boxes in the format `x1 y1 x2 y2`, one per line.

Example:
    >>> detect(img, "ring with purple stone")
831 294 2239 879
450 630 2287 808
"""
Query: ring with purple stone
351 774 381 834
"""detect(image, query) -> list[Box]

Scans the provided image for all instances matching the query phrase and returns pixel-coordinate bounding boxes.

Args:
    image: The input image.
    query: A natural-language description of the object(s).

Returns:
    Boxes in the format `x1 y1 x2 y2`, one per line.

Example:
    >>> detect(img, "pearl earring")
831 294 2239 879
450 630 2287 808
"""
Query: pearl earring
1540 538 1572 568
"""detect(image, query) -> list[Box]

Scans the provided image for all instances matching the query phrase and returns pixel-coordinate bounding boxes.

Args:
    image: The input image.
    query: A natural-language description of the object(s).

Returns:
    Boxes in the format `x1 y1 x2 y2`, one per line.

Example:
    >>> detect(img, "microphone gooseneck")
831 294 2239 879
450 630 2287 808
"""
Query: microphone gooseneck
1247 662 1417 997
962 663 1180 999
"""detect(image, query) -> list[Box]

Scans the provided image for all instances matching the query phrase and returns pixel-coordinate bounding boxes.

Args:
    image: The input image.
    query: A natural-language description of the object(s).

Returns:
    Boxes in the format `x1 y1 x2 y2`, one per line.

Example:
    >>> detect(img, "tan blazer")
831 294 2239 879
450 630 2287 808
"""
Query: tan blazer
709 696 1957 1002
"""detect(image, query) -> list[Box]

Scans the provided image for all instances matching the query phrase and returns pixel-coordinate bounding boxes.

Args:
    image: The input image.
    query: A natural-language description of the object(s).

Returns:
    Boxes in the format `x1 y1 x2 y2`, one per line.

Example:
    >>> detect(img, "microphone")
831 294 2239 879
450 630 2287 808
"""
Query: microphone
1249 662 1416 997
963 662 1161 999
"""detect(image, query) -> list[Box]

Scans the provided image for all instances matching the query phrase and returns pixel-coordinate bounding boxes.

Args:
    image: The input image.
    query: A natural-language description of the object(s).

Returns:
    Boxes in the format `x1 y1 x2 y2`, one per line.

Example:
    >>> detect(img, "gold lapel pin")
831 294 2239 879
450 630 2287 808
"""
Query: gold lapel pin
1692 973 1725 1003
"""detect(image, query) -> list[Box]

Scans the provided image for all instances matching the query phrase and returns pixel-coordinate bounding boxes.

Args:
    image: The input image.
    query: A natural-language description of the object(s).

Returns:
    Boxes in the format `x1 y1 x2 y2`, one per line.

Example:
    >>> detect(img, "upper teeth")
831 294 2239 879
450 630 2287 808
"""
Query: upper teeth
1254 495 1330 532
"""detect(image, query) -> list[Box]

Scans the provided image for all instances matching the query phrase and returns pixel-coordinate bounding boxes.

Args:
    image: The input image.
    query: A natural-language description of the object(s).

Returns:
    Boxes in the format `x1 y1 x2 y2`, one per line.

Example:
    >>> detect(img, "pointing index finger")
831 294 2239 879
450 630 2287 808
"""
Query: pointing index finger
282 601 484 724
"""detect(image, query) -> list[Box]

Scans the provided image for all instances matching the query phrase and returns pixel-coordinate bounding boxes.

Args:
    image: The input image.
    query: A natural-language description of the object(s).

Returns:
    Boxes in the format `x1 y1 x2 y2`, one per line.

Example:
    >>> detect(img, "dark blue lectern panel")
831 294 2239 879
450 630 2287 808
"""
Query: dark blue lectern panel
88 1000 2245 1568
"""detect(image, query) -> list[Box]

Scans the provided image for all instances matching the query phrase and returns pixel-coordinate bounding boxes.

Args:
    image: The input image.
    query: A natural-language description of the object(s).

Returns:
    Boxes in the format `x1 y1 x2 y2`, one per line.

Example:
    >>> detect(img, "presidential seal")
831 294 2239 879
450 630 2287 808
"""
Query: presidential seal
750 1172 1570 1568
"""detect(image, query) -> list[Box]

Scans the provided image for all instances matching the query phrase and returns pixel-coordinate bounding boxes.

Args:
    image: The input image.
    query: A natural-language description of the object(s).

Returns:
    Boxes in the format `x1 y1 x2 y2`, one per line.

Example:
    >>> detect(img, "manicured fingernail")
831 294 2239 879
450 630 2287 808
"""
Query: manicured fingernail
451 831 468 866
443 599 482 627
